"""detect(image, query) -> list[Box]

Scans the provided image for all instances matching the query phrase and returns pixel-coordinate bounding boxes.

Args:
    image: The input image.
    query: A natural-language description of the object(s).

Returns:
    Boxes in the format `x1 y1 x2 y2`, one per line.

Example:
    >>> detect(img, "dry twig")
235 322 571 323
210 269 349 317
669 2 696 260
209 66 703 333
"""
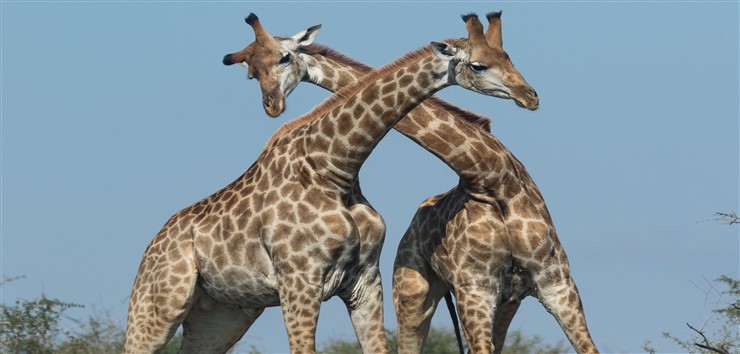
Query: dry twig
686 322 730 354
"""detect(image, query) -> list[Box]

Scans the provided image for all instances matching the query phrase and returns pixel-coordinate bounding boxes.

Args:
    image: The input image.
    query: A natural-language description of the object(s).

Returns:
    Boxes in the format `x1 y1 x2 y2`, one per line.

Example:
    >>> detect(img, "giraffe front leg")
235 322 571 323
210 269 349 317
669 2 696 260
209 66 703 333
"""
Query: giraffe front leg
124 232 199 354
178 289 264 354
344 184 390 353
341 267 390 354
533 269 599 354
278 274 323 354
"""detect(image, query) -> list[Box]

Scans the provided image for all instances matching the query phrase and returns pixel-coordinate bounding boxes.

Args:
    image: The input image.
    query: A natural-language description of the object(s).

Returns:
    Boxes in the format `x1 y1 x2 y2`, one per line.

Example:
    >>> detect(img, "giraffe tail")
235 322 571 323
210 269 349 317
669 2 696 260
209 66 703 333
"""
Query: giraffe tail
444 291 465 354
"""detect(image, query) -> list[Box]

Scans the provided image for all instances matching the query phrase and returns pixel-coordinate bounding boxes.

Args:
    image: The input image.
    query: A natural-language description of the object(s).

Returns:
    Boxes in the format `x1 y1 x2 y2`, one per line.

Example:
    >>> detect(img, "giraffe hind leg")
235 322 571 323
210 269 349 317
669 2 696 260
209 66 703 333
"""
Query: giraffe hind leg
392 258 447 354
491 299 521 354
345 188 390 353
454 285 497 354
533 270 599 354
341 268 391 354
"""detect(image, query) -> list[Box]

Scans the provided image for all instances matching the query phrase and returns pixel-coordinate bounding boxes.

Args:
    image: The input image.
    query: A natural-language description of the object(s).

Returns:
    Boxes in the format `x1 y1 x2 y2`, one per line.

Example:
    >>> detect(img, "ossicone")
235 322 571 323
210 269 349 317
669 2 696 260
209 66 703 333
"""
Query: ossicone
461 13 479 23
461 12 485 41
244 12 272 44
486 11 502 20
245 13 259 25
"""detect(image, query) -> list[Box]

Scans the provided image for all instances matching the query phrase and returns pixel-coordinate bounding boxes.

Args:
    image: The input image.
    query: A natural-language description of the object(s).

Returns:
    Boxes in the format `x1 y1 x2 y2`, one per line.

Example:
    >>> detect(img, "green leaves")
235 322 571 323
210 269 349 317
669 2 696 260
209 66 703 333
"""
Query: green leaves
0 295 81 354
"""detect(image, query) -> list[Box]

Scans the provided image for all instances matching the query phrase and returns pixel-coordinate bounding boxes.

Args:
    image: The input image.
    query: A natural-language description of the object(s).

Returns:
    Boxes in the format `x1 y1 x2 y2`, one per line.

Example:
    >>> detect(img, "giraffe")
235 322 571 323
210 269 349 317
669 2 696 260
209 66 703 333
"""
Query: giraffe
124 12 538 354
391 15 600 354
222 12 598 354
221 13 466 353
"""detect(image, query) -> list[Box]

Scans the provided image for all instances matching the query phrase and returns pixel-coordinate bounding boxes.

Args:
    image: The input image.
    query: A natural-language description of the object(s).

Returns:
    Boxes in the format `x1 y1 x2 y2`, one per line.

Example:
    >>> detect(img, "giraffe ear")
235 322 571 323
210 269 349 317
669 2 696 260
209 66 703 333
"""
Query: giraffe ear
430 41 459 60
292 24 322 47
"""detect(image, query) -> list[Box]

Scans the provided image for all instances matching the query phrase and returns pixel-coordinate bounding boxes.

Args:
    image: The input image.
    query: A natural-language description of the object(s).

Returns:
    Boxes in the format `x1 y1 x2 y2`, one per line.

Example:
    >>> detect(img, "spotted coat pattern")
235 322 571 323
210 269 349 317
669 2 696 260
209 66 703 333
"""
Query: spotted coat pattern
124 14 541 354
223 12 598 354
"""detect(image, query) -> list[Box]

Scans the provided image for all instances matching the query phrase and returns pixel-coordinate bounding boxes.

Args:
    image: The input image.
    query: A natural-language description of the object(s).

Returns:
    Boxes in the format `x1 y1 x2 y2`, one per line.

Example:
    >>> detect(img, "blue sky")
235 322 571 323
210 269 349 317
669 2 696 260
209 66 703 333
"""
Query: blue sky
2 1 738 353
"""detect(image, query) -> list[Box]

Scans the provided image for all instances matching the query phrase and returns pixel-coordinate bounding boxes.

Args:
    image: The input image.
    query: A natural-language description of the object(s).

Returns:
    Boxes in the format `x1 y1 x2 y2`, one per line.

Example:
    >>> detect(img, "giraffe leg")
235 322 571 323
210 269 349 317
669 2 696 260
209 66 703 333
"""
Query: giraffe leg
454 285 497 354
491 299 521 354
177 290 264 354
124 232 199 354
392 249 447 354
345 185 390 353
278 275 323 354
341 268 390 354
533 270 599 354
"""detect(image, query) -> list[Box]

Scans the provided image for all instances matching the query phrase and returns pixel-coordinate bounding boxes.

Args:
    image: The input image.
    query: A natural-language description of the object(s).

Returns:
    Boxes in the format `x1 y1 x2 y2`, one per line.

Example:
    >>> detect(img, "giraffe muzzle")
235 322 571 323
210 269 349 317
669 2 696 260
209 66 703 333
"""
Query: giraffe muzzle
513 86 539 111
263 96 285 117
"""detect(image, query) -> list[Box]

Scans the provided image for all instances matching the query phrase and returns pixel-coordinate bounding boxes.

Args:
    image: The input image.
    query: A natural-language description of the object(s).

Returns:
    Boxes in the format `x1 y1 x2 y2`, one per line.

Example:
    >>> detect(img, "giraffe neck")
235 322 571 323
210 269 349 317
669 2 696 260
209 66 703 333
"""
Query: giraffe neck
298 46 450 188
316 46 450 188
300 44 517 193
303 46 374 93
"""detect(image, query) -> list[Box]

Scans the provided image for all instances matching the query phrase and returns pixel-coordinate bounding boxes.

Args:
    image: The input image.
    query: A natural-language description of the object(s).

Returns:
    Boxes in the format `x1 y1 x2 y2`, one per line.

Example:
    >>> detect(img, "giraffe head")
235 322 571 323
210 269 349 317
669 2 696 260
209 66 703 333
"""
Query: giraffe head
222 13 321 117
431 12 539 110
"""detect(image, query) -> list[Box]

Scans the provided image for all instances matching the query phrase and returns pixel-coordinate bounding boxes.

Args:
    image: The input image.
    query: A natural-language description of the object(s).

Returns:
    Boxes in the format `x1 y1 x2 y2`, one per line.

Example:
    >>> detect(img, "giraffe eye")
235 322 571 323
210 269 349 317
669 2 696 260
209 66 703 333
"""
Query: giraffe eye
279 53 291 65
469 62 488 72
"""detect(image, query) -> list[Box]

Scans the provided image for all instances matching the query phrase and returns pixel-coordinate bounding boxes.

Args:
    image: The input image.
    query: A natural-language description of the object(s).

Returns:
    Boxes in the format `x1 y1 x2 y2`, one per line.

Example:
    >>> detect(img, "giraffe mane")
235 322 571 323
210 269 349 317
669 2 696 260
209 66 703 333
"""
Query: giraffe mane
301 43 374 75
426 97 492 132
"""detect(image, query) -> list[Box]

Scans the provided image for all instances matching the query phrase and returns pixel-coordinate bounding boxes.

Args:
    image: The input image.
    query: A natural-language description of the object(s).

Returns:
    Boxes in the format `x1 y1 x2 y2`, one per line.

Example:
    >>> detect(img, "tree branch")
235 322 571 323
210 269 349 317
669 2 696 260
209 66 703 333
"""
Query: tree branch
686 322 729 354
714 212 739 225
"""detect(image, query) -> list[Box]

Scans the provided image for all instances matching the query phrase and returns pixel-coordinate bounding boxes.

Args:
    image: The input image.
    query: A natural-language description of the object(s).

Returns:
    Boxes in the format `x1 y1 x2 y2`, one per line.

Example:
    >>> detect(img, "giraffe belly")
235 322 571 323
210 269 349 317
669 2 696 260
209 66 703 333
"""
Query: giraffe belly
192 238 357 308
196 265 281 308
197 256 353 307
193 235 281 308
